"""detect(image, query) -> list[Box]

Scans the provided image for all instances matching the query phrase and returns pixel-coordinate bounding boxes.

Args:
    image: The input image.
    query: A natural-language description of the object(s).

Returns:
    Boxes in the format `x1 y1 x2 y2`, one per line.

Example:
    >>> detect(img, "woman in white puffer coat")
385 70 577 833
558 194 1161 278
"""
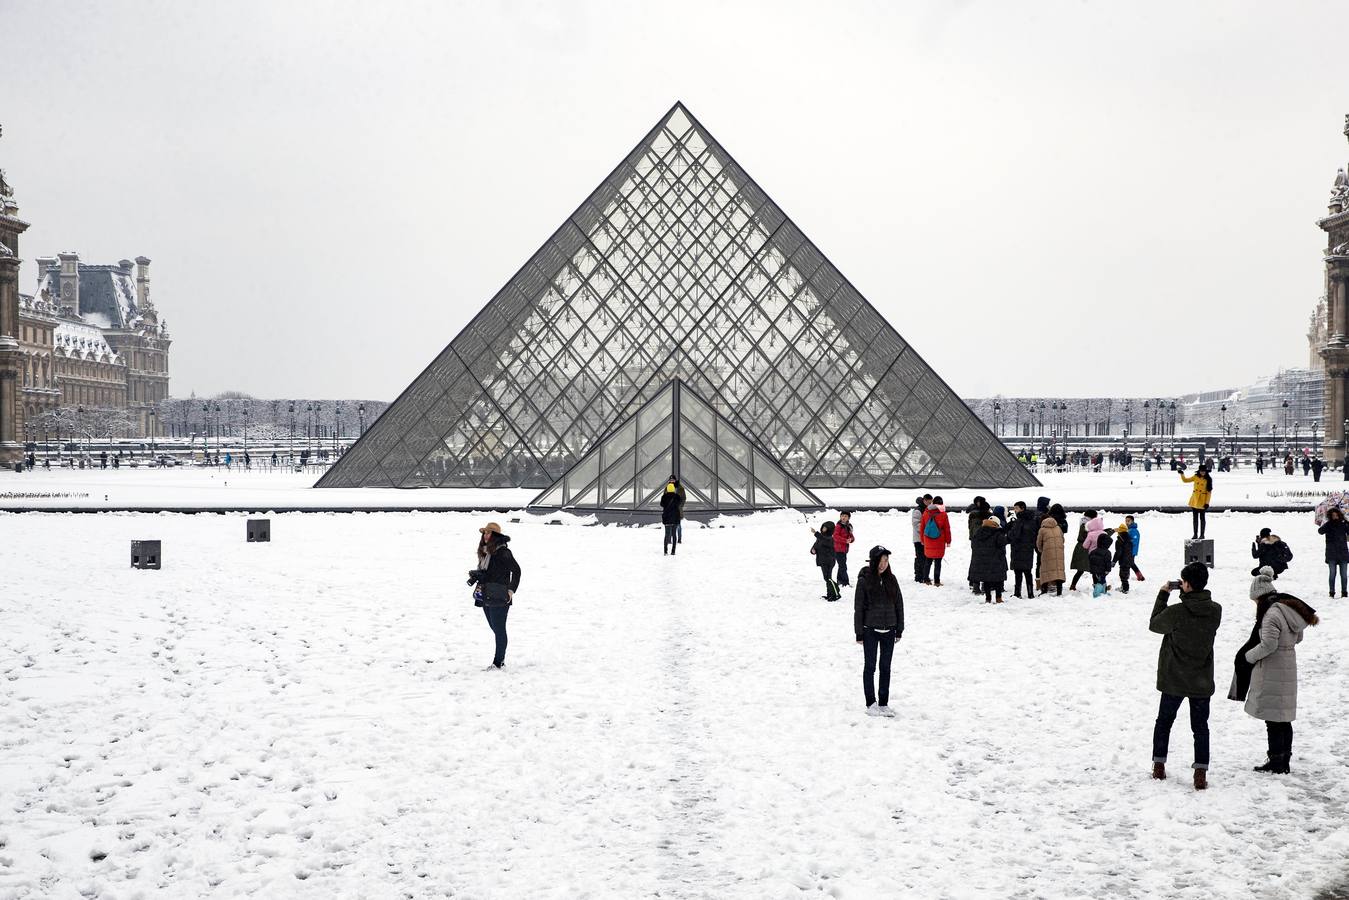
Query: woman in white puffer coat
1239 567 1319 774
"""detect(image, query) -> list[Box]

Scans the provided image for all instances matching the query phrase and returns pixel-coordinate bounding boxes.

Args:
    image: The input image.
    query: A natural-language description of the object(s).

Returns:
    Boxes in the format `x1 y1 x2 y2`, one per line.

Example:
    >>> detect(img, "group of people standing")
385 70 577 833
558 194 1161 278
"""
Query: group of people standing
904 495 1144 602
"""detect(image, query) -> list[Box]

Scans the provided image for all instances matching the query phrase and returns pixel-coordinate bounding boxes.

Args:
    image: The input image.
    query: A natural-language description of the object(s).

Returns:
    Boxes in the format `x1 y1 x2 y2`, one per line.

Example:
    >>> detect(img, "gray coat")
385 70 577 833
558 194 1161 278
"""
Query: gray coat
911 506 925 543
1243 603 1310 721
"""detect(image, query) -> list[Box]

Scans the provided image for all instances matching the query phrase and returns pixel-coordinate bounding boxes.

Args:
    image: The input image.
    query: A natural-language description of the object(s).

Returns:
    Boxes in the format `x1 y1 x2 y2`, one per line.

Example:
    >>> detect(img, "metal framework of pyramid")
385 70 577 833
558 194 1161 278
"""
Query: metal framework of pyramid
316 102 1039 497
530 379 823 512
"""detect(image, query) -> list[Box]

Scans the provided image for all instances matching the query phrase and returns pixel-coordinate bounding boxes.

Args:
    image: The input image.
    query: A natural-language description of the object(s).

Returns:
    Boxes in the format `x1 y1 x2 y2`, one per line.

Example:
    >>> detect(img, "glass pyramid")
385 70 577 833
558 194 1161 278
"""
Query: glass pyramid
316 102 1039 493
530 379 823 512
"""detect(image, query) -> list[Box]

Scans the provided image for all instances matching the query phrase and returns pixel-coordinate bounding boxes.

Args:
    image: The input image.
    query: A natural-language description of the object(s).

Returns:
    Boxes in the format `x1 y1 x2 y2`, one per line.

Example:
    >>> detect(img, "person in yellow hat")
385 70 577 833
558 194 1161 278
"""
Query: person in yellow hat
472 522 521 669
660 477 685 555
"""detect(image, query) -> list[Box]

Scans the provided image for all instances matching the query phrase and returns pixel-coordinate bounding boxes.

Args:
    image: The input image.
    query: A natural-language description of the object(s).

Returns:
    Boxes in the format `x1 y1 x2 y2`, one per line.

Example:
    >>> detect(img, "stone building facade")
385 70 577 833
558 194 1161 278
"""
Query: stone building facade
0 127 31 466
16 254 170 438
1318 115 1349 456
32 254 169 434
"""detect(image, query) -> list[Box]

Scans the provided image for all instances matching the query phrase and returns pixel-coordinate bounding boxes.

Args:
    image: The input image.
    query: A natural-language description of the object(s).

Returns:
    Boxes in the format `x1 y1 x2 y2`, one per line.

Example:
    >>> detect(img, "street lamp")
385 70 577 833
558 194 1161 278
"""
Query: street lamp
148 408 156 454
358 402 366 436
334 401 343 455
242 403 250 466
1282 400 1290 451
305 402 313 460
1220 404 1227 457
213 403 222 460
313 402 322 459
288 401 296 463
993 401 1001 437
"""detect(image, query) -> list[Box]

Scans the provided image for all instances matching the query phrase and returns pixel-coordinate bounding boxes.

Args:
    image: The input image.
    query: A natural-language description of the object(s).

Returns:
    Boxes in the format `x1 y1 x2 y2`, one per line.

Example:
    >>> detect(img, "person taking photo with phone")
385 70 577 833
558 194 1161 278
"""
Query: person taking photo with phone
1149 562 1223 790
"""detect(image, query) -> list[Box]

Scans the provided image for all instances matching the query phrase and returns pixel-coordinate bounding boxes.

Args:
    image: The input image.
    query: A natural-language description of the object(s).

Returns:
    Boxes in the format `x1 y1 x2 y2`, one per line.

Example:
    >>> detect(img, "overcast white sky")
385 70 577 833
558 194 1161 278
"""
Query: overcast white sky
4 0 1346 400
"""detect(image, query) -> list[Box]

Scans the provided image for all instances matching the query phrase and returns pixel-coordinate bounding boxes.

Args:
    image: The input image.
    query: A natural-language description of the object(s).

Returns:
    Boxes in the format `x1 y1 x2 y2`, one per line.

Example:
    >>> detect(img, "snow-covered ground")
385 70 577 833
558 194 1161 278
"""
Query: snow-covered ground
0 465 1334 511
2 508 1347 898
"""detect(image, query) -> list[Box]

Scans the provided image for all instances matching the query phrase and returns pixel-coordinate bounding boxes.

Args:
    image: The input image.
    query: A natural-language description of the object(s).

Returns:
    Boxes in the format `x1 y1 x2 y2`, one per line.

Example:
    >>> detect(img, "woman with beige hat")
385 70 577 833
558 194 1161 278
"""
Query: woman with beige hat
471 522 522 669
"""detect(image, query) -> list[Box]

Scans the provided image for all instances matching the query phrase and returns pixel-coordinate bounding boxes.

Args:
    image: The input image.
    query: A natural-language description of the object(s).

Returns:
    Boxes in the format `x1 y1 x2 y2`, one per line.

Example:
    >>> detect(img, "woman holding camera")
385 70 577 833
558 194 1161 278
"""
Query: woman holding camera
474 522 522 670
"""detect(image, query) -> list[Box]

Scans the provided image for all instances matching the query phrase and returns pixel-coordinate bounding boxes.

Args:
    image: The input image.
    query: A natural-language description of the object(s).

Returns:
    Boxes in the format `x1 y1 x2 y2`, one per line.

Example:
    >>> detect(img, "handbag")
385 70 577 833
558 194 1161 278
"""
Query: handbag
481 582 511 604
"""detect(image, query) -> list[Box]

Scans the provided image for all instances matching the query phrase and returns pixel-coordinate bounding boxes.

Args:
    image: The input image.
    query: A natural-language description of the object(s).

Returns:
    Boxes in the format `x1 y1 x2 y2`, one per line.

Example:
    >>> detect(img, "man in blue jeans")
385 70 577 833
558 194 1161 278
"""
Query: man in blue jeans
1148 561 1222 790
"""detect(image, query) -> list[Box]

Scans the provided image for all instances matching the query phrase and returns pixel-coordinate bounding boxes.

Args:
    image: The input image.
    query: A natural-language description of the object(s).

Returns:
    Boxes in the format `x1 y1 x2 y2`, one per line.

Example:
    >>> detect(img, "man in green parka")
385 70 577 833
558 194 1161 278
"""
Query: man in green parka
1149 561 1222 790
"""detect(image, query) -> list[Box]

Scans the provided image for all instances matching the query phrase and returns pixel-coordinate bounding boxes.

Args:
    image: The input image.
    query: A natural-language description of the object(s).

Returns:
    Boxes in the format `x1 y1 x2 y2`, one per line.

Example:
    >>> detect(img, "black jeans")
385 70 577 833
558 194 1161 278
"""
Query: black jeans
1153 693 1210 769
1117 562 1131 591
1191 509 1206 538
1012 569 1032 595
927 557 942 582
836 550 850 587
482 605 509 667
913 542 925 581
663 524 678 554
862 628 897 707
1266 720 1293 756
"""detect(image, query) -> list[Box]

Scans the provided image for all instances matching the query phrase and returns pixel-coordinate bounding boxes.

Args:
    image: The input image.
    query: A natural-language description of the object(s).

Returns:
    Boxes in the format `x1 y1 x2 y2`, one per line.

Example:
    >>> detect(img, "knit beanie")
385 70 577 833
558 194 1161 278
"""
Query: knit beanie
1250 566 1277 601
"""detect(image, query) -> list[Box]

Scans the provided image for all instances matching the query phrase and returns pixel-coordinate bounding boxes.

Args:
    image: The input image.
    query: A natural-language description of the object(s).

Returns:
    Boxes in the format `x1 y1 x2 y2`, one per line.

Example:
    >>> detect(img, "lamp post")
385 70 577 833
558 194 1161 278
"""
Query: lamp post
304 402 313 461
242 403 250 466
334 401 342 455
993 401 1001 437
1255 423 1261 460
313 402 322 459
1313 420 1320 458
288 401 296 463
1281 400 1290 453
358 402 366 437
148 409 156 454
1220 404 1227 458
214 403 222 461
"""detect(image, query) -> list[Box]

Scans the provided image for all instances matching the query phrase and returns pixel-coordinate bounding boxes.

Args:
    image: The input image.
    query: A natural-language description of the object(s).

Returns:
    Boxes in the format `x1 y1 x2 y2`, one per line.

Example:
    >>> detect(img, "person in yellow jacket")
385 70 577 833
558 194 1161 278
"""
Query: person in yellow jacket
1181 464 1213 540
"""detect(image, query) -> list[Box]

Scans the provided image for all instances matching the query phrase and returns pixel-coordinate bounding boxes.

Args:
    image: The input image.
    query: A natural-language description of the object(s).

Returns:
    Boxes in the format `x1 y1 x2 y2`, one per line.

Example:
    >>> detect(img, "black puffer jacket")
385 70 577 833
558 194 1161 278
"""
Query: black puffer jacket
480 535 521 607
1089 543 1113 579
853 563 904 640
812 531 836 568
1250 539 1292 574
968 523 1008 583
1113 532 1135 568
1006 512 1038 570
660 485 684 525
1319 517 1349 564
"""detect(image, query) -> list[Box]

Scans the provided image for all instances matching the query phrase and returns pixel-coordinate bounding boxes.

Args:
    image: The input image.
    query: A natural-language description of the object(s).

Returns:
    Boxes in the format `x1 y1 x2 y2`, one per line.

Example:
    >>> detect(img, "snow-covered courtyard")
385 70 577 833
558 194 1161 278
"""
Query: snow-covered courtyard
3 504 1348 899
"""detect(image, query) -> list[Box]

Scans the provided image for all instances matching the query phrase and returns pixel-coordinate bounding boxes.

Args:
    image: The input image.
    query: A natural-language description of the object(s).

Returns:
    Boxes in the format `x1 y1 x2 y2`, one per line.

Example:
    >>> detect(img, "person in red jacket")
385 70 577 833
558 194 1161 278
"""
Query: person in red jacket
919 497 953 586
833 510 856 587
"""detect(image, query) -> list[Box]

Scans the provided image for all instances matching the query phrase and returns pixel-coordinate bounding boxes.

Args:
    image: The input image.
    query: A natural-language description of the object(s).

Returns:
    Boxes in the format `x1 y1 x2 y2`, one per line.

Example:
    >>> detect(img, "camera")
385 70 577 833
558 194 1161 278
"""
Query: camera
467 568 487 586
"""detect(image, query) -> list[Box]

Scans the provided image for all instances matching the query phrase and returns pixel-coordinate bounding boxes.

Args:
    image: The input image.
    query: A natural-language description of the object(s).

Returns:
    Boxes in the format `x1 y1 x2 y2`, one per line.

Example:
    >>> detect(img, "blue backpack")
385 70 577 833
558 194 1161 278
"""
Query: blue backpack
923 515 941 540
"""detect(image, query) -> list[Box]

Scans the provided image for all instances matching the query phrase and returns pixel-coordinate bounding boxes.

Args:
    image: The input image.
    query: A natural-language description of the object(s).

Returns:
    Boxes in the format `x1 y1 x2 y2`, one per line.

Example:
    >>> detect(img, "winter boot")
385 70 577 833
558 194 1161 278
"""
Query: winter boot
995 594 1004 604
1253 756 1279 773
1272 753 1292 774
1193 769 1207 791
1152 762 1166 780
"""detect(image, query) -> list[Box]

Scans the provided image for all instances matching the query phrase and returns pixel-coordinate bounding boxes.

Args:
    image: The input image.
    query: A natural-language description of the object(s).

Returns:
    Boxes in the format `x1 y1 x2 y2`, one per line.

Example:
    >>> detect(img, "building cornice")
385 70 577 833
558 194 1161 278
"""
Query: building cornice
1319 209 1349 231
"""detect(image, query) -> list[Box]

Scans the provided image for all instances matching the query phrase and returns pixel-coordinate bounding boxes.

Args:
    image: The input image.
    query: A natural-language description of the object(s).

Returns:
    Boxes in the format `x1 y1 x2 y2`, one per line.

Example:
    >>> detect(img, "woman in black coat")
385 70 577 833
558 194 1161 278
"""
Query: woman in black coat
1006 501 1038 598
1250 528 1292 578
969 516 1008 603
475 523 522 670
811 521 839 601
1318 507 1349 597
854 545 904 716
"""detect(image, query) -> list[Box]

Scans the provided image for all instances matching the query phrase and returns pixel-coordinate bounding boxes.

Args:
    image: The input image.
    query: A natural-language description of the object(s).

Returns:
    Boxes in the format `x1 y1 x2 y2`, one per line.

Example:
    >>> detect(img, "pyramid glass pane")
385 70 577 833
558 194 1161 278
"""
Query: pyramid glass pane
530 380 824 513
317 103 1038 493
